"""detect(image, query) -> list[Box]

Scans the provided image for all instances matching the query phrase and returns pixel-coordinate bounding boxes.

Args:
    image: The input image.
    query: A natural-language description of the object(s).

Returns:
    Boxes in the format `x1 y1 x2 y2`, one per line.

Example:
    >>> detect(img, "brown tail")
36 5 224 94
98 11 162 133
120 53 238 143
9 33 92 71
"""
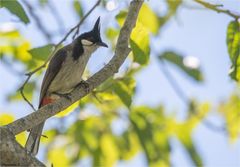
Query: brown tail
25 122 45 156
25 97 52 156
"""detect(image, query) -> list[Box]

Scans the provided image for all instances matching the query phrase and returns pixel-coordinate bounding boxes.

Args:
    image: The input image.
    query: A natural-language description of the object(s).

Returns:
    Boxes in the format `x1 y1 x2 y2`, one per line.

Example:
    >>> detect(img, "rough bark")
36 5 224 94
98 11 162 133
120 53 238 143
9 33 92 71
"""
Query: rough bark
0 127 45 166
0 0 143 166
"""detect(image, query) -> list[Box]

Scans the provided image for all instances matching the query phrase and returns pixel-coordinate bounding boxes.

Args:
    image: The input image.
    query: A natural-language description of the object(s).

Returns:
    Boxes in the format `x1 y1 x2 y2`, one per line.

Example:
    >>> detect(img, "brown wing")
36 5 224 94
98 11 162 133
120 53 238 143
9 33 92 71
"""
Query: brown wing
39 48 68 108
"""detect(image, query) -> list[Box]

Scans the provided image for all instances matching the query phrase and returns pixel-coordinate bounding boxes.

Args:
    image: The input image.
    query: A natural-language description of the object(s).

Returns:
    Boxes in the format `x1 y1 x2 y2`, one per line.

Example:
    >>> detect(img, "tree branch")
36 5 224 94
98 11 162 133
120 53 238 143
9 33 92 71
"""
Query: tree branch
194 0 240 19
72 0 101 40
18 0 101 111
0 127 45 166
159 60 189 104
6 0 143 136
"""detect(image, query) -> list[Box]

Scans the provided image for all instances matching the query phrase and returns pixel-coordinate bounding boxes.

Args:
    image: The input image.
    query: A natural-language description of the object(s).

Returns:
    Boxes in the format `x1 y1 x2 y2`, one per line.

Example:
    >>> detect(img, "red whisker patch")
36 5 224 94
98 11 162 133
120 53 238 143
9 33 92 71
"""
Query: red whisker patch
41 97 55 106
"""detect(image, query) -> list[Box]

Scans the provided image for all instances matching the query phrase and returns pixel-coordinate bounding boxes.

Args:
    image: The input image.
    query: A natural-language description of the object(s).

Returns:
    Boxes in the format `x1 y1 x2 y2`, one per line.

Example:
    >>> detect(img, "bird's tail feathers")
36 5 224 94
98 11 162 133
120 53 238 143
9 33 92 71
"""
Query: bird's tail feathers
26 96 56 155
25 122 45 156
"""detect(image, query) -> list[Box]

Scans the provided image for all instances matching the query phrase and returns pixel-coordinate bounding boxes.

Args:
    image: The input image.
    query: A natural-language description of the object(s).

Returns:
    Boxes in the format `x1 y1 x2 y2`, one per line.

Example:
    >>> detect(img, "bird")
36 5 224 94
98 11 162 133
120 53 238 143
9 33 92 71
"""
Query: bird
25 17 108 156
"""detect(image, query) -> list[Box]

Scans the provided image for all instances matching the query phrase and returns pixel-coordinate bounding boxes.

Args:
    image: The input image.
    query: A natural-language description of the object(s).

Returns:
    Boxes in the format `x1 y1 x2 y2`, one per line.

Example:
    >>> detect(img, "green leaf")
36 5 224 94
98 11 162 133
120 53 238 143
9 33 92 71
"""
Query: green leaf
116 4 160 35
38 0 48 7
219 93 240 142
130 23 150 65
8 81 36 101
116 9 152 65
1 0 30 24
73 0 84 18
28 44 54 61
100 134 118 167
105 28 119 49
106 28 119 41
130 106 171 166
138 3 160 34
115 131 140 160
115 10 127 27
226 20 240 81
120 77 136 95
112 81 132 108
159 51 203 82
157 0 182 29
166 0 182 17
178 132 203 167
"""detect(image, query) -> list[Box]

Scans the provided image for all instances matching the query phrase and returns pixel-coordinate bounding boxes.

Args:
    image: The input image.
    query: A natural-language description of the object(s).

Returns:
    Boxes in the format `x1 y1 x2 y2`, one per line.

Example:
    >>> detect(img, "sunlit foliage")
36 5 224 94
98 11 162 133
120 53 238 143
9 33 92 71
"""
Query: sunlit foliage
0 0 239 166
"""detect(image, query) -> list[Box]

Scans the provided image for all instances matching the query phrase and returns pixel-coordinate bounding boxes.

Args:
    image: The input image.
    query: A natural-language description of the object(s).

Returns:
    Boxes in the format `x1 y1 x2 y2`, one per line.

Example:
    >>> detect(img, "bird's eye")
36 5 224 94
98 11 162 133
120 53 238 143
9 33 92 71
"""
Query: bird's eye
81 39 93 46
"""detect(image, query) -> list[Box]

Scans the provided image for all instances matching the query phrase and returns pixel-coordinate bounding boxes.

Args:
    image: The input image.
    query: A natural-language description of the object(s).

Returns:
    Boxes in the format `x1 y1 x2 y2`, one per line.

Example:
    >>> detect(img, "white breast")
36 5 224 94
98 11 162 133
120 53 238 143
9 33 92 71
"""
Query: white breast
48 46 96 94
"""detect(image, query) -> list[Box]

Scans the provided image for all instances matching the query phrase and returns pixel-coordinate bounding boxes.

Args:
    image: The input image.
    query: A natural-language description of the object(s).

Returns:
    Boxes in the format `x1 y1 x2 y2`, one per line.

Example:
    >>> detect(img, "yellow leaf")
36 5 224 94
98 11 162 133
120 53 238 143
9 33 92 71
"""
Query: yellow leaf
100 134 118 167
130 22 150 65
138 3 160 34
115 3 160 34
115 10 127 27
188 102 210 128
55 101 79 117
0 113 14 125
16 42 32 61
41 129 56 144
150 161 169 167
0 45 13 54
121 133 140 160
219 94 240 142
0 30 20 38
0 29 32 62
16 132 27 146
98 92 117 101
48 147 70 167
0 113 26 146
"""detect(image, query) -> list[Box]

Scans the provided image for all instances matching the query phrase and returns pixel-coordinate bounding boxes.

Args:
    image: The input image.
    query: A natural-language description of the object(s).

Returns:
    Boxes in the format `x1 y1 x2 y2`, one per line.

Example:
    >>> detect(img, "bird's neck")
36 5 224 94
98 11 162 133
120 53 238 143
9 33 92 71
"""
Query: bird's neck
72 38 84 60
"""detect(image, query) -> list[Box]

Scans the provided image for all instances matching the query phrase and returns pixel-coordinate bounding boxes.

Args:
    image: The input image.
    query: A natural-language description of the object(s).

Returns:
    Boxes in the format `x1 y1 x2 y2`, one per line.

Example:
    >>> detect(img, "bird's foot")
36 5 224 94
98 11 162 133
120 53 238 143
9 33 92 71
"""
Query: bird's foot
79 80 90 93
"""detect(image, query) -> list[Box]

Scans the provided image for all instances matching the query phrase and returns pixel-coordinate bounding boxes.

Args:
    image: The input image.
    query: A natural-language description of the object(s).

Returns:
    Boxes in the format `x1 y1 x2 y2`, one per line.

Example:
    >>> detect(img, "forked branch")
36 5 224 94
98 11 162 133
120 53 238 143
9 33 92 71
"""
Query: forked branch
7 0 143 137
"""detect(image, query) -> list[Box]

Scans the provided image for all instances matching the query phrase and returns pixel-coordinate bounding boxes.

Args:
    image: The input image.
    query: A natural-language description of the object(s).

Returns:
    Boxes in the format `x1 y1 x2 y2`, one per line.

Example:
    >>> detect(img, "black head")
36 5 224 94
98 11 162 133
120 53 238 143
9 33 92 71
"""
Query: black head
79 17 108 48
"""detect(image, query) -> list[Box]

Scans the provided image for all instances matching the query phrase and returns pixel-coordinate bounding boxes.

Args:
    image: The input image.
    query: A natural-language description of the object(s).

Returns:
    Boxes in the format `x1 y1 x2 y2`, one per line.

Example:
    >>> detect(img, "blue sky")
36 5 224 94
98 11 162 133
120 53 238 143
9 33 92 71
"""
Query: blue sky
0 0 240 166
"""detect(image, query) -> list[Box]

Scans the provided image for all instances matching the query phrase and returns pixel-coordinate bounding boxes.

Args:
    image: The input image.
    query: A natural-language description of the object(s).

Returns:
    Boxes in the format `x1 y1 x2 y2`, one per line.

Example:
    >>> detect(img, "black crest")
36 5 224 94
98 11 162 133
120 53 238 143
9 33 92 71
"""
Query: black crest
82 16 101 43
72 17 107 60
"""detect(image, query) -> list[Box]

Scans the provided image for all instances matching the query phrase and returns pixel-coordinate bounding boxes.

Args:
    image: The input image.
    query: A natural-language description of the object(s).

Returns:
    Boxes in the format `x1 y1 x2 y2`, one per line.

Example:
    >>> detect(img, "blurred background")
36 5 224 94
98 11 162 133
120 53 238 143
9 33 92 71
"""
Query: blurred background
0 0 240 166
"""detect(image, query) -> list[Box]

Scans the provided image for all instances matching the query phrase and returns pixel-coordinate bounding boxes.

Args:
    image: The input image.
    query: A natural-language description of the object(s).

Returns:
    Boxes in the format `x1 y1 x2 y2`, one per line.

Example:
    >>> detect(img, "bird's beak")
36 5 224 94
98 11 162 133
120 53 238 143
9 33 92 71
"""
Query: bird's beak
97 41 108 48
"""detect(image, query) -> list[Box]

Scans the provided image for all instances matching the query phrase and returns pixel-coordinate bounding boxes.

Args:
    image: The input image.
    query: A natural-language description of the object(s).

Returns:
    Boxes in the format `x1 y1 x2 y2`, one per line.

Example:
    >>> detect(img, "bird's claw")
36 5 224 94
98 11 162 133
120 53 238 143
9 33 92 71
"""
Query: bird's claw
79 80 90 93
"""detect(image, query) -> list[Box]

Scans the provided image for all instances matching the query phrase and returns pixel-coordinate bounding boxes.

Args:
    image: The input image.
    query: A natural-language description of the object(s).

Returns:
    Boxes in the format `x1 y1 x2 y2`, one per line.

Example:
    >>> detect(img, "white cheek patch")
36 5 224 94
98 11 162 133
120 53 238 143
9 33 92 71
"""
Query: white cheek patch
81 39 93 45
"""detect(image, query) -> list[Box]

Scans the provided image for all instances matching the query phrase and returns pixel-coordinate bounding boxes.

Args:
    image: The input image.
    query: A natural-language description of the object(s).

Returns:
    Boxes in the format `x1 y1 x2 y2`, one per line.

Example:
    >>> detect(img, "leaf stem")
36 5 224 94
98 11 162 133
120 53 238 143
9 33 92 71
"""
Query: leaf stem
195 0 240 19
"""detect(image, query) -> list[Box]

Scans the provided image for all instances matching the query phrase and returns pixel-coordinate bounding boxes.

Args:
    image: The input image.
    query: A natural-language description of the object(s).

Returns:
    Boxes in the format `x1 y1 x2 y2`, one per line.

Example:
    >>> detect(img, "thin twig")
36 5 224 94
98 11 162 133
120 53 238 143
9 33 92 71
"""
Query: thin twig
18 0 101 111
22 0 52 42
159 60 189 104
19 77 37 111
202 119 226 132
7 0 143 135
195 0 240 19
72 0 101 40
158 0 239 133
159 60 226 132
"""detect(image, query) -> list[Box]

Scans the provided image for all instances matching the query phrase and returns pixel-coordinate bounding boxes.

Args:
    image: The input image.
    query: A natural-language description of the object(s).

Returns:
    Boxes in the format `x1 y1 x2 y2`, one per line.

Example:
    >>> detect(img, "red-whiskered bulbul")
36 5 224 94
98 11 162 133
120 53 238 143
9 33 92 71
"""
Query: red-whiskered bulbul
25 17 108 156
